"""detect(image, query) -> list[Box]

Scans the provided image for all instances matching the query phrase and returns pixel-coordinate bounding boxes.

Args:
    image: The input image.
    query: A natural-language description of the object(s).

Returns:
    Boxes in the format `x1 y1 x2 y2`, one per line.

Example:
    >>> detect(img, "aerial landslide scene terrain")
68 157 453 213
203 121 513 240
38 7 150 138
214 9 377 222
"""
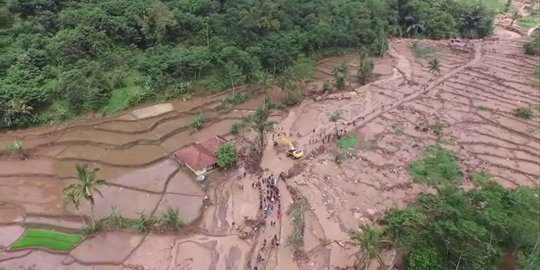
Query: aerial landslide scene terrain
0 0 539 270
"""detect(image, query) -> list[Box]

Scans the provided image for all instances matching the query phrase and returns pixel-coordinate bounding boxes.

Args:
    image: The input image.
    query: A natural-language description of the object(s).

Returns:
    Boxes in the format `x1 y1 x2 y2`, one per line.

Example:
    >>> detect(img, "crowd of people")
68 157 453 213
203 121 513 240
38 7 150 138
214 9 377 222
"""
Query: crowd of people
249 173 282 270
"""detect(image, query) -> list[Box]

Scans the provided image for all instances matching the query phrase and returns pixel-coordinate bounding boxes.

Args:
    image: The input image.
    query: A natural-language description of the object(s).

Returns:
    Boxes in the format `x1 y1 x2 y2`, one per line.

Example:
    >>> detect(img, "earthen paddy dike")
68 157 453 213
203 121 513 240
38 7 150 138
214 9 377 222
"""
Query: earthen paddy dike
1 24 539 270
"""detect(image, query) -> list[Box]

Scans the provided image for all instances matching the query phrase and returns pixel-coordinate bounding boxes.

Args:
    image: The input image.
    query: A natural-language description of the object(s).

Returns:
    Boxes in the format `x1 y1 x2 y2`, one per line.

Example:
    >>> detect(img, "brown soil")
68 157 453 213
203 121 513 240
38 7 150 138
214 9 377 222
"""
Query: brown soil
70 231 143 264
1 13 539 270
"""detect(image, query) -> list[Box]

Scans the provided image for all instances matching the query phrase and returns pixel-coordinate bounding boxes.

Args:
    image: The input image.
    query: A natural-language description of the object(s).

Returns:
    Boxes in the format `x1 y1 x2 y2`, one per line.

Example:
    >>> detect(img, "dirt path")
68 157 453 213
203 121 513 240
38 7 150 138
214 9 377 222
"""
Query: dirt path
351 41 481 133
246 110 301 270
387 41 413 81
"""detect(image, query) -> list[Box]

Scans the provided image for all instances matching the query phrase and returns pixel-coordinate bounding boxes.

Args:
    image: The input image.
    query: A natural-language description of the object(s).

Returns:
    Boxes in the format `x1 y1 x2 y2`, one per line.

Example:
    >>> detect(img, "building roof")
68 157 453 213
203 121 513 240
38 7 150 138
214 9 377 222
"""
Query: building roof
199 136 226 154
174 136 227 171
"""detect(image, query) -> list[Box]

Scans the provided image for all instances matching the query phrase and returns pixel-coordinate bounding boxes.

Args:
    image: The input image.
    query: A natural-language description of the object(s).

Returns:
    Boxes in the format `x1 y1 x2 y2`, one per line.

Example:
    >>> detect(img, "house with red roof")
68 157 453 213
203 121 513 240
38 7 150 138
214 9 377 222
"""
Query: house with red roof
173 136 227 177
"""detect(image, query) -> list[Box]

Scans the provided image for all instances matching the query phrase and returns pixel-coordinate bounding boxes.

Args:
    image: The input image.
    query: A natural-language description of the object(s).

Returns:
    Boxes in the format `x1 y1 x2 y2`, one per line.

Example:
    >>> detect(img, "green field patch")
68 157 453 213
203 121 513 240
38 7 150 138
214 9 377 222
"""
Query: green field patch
518 14 539 29
408 144 461 186
412 41 435 58
100 86 146 115
10 229 83 252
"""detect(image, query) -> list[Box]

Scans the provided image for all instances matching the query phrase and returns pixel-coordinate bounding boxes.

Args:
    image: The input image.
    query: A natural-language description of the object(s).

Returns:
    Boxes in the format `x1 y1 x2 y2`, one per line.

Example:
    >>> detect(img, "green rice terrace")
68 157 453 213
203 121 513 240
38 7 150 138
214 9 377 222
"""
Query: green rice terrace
10 229 83 252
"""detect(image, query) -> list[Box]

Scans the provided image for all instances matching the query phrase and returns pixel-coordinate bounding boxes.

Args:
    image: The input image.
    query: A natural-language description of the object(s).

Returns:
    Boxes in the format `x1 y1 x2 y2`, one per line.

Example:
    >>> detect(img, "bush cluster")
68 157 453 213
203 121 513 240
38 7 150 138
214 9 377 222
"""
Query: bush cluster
84 207 185 235
408 144 461 186
384 182 540 270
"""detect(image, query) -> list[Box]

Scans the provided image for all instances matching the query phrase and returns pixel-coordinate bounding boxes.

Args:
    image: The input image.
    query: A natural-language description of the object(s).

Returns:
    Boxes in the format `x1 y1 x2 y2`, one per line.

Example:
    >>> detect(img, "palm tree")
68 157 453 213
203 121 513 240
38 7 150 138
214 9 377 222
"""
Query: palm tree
224 61 242 89
1 99 34 128
358 52 374 85
64 164 108 229
351 226 391 269
374 30 388 56
254 70 273 89
278 68 295 92
277 68 301 105
332 63 349 90
459 7 489 38
404 16 425 36
428 57 441 74
10 99 33 115
244 105 276 153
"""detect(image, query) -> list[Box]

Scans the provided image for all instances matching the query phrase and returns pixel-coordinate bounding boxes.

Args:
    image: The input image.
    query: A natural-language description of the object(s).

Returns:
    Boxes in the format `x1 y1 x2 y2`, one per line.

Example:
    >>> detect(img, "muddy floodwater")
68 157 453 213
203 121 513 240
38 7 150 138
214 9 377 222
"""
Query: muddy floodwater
1 20 539 270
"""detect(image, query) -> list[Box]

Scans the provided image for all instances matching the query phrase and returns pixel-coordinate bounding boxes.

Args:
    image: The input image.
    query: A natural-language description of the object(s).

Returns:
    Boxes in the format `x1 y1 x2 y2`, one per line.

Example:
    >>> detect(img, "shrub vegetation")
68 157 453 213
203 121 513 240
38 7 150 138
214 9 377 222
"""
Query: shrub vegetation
408 145 461 186
216 143 238 169
286 187 308 256
514 107 534 119
412 42 434 58
222 92 250 107
87 207 185 234
384 182 540 270
525 31 540 55
191 113 205 129
334 135 359 163
1 140 29 159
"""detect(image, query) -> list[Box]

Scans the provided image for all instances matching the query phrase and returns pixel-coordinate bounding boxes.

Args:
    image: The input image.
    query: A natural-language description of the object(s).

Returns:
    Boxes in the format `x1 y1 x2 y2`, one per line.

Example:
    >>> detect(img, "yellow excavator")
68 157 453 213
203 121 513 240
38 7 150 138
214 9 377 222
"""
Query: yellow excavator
273 134 304 159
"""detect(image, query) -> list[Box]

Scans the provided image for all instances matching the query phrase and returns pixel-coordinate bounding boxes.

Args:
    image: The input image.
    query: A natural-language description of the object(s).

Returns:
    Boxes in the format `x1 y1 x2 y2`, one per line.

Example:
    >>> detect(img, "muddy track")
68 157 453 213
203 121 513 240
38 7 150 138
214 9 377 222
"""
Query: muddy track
350 42 482 131
29 155 169 168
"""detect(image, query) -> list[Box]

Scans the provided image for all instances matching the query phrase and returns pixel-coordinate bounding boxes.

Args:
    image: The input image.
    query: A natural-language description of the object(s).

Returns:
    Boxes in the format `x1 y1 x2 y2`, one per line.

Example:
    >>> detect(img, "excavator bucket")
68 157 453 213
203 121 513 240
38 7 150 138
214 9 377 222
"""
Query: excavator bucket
273 134 303 159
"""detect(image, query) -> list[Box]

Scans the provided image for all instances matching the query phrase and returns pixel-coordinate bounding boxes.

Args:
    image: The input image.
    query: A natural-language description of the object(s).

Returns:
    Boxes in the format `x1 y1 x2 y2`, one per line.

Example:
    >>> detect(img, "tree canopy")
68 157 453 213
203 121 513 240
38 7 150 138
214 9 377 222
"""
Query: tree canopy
216 143 237 169
0 0 495 130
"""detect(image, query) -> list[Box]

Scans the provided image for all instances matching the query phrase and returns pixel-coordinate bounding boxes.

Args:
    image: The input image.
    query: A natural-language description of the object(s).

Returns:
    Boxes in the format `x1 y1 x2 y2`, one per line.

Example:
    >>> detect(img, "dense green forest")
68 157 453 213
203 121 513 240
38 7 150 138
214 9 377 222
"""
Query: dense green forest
0 0 494 129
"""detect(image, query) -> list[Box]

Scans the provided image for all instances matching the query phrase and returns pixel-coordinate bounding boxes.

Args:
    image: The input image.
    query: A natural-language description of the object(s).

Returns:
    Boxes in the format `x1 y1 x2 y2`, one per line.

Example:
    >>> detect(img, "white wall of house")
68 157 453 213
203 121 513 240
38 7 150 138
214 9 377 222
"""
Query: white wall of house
194 168 207 176
185 164 208 176
173 155 216 177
